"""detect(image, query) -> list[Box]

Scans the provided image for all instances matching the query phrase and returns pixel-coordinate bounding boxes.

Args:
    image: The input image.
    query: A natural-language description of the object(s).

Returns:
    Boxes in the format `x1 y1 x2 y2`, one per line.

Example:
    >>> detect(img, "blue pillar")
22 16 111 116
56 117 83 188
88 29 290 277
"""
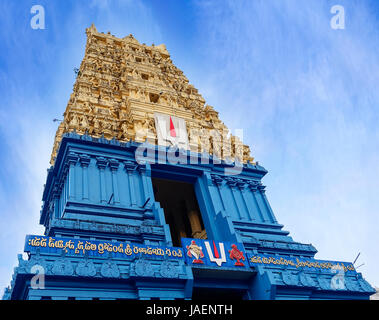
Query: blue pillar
80 154 91 200
96 157 108 203
109 158 120 204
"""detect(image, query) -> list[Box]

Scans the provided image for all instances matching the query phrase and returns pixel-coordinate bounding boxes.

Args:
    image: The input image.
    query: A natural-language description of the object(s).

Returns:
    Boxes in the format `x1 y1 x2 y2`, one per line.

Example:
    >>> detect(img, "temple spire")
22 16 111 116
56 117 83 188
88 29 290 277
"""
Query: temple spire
50 25 254 165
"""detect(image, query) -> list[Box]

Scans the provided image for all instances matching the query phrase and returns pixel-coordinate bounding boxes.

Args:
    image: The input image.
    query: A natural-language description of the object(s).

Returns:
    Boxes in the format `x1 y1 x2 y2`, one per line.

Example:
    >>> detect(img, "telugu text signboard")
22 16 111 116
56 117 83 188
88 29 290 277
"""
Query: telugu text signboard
25 235 184 261
24 235 357 275
248 253 357 274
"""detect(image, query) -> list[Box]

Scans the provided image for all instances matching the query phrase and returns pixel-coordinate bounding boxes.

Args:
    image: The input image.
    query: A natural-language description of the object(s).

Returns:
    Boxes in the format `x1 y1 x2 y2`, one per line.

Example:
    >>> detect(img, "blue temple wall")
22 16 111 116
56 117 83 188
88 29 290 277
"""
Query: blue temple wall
2 133 375 300
5 251 193 300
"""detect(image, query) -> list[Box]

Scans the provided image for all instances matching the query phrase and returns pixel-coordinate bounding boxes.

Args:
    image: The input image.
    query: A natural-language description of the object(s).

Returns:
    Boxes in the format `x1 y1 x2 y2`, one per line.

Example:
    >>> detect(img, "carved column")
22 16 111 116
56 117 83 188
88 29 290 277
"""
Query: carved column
96 157 108 203
67 152 79 200
187 207 203 238
258 183 277 223
52 183 61 219
79 154 91 200
172 203 187 241
225 177 245 220
248 181 267 222
124 160 137 207
236 179 252 221
209 174 227 215
138 164 149 204
109 158 120 204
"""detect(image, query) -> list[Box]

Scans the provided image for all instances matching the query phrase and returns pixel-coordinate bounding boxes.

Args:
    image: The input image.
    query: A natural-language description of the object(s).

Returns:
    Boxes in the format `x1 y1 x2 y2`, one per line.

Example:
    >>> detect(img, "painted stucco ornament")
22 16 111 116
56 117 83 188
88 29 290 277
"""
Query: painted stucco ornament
282 271 299 286
52 259 74 276
159 261 179 278
228 244 246 267
186 240 204 264
76 260 97 277
100 262 120 278
134 259 154 277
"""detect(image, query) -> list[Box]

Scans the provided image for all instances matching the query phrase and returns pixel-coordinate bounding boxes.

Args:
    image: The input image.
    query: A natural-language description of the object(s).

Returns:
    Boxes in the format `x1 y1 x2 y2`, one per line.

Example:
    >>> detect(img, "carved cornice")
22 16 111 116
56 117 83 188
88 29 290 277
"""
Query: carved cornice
108 158 120 171
212 174 224 186
96 156 108 169
225 177 238 189
137 163 147 174
247 180 259 191
67 152 79 166
123 160 138 173
49 218 148 236
236 179 248 190
257 183 266 193
79 153 91 167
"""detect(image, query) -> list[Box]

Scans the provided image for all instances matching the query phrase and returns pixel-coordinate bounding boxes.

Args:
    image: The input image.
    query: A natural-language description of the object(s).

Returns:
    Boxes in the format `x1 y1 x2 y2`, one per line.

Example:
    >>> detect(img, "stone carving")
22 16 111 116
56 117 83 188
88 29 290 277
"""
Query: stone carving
159 261 179 278
210 174 224 186
345 277 360 291
52 258 74 276
100 261 120 278
16 254 28 274
134 259 154 277
299 272 316 287
318 276 331 290
50 24 254 165
76 260 97 277
282 271 299 286
26 252 48 274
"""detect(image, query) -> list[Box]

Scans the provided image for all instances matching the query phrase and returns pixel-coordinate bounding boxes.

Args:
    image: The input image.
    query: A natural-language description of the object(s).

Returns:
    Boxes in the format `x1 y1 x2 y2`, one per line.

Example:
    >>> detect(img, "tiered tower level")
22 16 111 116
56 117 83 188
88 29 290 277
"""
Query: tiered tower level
51 24 253 166
3 25 374 300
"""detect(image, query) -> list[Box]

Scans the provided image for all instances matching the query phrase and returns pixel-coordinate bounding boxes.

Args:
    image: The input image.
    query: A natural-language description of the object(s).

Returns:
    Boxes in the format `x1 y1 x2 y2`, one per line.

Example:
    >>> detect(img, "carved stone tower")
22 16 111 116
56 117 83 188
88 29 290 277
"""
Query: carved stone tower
50 24 253 166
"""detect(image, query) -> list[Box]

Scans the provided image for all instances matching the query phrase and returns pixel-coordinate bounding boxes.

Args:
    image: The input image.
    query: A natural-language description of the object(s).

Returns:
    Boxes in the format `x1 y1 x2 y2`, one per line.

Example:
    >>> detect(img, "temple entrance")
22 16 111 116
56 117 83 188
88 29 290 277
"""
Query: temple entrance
191 287 249 300
190 268 253 300
152 178 207 247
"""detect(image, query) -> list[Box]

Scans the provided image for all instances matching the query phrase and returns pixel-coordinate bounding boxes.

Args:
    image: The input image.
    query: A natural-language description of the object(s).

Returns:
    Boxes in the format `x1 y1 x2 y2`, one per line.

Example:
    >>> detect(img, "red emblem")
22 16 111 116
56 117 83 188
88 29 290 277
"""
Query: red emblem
169 116 176 137
228 244 246 266
186 240 204 264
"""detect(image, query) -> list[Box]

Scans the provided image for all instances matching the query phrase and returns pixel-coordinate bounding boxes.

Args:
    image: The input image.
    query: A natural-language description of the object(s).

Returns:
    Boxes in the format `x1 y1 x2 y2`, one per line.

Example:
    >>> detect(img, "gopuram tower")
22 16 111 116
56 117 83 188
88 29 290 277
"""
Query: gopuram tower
3 25 374 300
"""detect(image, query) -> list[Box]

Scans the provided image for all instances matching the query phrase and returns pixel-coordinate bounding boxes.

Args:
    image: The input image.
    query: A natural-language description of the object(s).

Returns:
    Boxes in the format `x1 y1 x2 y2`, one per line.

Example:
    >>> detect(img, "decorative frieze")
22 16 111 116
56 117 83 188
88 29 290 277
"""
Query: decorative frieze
101 261 120 278
134 259 154 277
75 260 97 277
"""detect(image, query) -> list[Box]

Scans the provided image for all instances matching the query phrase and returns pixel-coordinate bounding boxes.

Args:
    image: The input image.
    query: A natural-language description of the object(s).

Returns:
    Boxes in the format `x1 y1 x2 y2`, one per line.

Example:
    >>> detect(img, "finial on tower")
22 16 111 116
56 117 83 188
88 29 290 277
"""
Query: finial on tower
86 23 98 35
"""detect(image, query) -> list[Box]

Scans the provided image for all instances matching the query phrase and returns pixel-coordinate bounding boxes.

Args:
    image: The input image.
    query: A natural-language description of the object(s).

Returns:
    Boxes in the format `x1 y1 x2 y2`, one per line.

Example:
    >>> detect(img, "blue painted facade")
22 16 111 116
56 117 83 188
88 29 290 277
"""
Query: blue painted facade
2 132 375 300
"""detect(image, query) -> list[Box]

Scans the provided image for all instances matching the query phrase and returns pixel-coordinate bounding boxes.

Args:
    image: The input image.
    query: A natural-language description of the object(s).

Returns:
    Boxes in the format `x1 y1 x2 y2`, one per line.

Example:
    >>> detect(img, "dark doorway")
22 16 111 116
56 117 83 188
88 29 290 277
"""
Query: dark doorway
152 178 207 247
191 287 249 300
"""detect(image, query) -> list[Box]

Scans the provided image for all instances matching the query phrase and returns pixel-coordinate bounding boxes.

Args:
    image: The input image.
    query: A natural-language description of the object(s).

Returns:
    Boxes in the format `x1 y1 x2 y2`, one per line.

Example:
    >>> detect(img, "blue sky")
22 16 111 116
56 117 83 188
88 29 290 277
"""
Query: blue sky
0 0 378 292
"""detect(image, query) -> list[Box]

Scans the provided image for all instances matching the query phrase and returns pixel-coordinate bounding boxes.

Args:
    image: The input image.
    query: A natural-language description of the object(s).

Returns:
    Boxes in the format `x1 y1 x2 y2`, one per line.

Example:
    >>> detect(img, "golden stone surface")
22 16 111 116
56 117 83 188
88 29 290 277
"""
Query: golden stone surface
50 24 254 165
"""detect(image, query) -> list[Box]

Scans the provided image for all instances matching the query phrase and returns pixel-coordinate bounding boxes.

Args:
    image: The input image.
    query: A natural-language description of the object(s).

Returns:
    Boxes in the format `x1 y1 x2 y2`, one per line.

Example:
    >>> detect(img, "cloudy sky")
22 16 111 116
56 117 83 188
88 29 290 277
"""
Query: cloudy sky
0 0 378 293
